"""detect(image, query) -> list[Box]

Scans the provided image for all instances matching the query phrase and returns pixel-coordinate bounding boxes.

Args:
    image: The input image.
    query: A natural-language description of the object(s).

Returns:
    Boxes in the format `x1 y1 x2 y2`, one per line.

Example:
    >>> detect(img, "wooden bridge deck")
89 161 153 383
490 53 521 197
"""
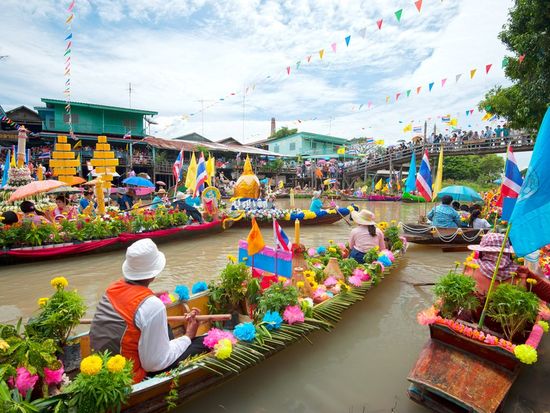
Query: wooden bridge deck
343 134 534 183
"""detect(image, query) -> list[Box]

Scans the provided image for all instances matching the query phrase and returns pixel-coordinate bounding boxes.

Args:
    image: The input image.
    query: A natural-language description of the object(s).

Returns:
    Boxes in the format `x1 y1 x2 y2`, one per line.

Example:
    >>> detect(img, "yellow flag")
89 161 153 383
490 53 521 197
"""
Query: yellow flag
10 150 16 167
206 155 215 186
432 146 444 200
382 184 389 192
403 123 412 132
375 139 385 145
481 112 492 121
319 49 324 59
375 178 383 190
470 69 477 79
73 140 82 150
449 118 458 127
278 180 284 189
337 147 346 155
247 217 265 256
185 152 197 191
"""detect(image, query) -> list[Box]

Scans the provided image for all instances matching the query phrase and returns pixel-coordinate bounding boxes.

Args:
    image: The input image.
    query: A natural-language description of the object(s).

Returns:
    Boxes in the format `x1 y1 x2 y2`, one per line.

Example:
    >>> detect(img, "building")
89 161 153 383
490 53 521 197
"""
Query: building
34 98 158 138
174 132 212 143
265 131 349 158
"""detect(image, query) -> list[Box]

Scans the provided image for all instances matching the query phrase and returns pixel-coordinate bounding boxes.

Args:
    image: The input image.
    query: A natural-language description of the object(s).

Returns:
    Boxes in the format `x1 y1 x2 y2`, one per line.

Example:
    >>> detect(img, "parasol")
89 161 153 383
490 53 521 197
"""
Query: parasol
156 180 167 186
62 176 86 186
436 185 483 202
9 180 66 202
123 176 155 188
47 186 83 195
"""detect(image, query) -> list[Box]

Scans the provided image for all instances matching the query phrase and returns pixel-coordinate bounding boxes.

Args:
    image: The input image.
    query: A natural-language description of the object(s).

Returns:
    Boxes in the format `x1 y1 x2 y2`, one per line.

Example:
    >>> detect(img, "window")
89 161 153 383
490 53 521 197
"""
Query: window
48 118 55 129
63 113 79 124
274 144 280 152
289 142 296 151
123 119 137 128
311 142 317 149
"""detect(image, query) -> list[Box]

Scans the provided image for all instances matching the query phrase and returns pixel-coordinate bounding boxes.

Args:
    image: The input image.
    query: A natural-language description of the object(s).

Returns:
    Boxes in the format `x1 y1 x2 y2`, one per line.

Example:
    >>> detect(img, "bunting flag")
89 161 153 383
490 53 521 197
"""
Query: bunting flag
470 68 477 79
319 49 324 59
502 57 509 68
331 43 337 53
64 0 75 137
441 78 447 87
416 86 422 94
394 9 403 22
377 19 383 30
428 82 434 91
396 93 401 101
455 73 462 83
415 0 423 12
403 123 412 132
296 61 301 69
485 63 492 74
307 55 312 63
406 89 411 97
386 96 390 104
286 66 290 75
345 35 351 46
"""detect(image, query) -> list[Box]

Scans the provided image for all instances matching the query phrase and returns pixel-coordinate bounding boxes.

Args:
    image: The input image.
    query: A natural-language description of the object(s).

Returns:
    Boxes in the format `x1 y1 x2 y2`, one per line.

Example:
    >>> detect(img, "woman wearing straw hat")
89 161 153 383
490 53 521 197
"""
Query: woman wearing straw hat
150 188 167 210
349 209 386 264
466 233 518 294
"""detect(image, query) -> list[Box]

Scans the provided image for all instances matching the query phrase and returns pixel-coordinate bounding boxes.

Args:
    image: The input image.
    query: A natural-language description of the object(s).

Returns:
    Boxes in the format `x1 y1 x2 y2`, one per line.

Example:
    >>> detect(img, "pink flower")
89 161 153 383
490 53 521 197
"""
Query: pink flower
10 367 38 395
283 279 292 287
307 248 316 257
373 261 385 272
417 307 438 326
348 275 363 287
330 284 341 294
337 242 346 250
324 276 337 287
203 328 237 349
158 293 172 304
283 305 305 325
352 268 365 278
44 363 64 386
313 287 327 299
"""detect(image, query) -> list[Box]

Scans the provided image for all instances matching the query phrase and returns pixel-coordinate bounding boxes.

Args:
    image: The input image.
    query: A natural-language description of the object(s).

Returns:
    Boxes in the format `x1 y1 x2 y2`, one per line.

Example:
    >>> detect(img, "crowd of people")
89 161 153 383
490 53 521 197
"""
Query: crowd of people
426 195 490 229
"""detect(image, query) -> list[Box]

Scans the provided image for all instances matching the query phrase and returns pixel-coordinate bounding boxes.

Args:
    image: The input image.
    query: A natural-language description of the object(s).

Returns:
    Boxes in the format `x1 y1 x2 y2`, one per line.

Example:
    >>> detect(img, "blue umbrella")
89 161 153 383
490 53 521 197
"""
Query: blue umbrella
436 185 483 202
122 176 155 188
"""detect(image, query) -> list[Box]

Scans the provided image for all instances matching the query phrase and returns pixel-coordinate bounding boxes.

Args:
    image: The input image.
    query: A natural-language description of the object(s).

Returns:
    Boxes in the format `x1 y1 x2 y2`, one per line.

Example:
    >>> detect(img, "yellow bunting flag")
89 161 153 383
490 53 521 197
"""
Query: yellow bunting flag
375 178 383 191
73 140 82 150
449 118 458 127
319 49 324 59
375 140 385 145
247 217 265 256
403 123 412 132
481 112 493 121
470 69 477 79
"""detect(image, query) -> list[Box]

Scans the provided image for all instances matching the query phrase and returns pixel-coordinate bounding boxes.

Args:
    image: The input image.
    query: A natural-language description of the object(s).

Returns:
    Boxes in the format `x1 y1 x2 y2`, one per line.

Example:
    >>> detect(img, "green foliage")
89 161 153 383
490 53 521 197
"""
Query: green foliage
0 379 58 413
363 247 380 264
443 155 504 184
433 271 480 319
338 258 359 278
208 263 252 314
264 158 284 173
487 283 540 341
269 127 297 140
384 225 403 251
256 282 299 318
478 0 550 130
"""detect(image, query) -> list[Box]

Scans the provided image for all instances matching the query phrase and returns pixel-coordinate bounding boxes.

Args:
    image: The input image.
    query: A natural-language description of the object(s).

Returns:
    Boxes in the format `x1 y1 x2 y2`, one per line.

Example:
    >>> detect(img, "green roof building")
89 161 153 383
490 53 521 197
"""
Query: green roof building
35 98 158 138
266 131 349 158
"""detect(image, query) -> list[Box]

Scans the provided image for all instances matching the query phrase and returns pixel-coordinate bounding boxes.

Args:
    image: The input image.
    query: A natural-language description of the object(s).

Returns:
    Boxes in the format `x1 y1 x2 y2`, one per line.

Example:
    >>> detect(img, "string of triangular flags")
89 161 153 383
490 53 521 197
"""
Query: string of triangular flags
177 0 439 124
0 106 21 130
64 0 75 138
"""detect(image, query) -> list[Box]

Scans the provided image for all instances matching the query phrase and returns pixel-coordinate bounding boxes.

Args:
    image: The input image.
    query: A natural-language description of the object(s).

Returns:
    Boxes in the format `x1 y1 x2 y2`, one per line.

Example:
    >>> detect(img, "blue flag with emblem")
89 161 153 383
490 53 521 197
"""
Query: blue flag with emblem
405 151 416 193
509 108 550 256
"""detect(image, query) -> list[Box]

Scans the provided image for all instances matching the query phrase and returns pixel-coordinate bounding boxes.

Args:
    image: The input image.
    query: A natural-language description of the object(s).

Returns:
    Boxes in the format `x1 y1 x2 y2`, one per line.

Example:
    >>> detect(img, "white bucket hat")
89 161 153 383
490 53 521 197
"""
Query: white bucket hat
122 238 166 281
351 209 376 226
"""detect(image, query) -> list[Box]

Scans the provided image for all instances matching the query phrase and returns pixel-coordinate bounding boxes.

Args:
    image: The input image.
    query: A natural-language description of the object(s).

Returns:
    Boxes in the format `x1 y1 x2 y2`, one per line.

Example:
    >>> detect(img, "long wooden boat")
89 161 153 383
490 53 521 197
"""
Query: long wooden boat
401 193 426 203
0 220 230 266
402 223 487 246
68 252 404 412
341 194 402 202
229 213 344 228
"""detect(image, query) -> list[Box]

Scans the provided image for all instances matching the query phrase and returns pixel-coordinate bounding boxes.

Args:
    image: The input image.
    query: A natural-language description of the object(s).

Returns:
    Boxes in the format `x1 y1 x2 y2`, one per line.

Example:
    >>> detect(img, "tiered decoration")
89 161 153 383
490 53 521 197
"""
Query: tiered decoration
90 136 118 215
233 155 260 199
50 135 80 184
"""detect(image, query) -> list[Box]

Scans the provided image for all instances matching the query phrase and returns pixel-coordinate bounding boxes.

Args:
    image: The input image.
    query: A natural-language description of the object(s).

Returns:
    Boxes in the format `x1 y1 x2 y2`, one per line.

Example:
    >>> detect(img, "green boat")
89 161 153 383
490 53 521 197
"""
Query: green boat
402 192 426 203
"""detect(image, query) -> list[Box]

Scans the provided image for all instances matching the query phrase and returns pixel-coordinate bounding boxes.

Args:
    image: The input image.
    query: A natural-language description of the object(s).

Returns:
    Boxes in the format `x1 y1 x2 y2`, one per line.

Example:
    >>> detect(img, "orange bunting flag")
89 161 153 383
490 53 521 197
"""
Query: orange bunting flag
331 43 337 52
416 86 422 94
319 49 324 59
518 54 525 63
485 64 492 74
470 69 477 79
66 14 74 24
286 66 290 75
415 0 423 12
247 218 265 256
377 19 383 30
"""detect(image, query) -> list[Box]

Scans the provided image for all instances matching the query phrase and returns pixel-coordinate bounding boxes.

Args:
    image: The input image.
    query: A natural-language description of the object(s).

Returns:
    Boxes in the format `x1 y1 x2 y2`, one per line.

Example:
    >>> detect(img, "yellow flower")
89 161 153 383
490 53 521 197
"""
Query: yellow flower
226 254 237 264
514 344 538 364
328 240 334 244
278 276 287 283
214 338 232 360
390 220 397 226
296 281 304 288
80 355 103 375
310 281 318 289
526 278 538 285
50 276 68 289
328 247 337 253
303 270 315 278
106 355 127 373
538 320 549 333
37 297 49 307
0 338 9 351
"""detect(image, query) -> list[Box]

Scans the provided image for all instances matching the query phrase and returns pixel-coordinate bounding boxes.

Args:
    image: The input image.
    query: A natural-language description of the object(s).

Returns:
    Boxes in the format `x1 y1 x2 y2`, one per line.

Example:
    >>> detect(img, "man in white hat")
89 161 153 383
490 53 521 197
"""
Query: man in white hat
90 239 206 382
171 192 204 224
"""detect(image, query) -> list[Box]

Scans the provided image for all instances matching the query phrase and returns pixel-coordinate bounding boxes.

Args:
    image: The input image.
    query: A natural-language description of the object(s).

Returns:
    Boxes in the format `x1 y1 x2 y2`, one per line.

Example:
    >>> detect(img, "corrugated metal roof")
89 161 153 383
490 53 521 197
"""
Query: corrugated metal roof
267 131 349 145
143 136 286 156
41 98 158 115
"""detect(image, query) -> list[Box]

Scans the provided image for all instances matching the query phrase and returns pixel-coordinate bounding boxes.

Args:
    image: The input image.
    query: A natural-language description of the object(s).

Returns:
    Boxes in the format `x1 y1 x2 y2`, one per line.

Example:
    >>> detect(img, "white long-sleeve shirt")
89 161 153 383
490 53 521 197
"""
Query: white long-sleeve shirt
134 296 191 372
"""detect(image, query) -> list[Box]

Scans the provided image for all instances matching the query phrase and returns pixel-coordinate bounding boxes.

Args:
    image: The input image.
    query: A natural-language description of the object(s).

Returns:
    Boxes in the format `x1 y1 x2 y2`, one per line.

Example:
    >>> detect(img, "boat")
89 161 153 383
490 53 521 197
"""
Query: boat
0 220 230 266
67 244 405 412
229 213 344 228
401 193 426 203
401 223 487 246
340 194 402 202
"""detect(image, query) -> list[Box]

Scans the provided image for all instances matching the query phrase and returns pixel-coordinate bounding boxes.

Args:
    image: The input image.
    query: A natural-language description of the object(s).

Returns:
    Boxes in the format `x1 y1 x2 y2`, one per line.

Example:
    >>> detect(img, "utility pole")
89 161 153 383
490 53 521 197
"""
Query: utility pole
127 83 133 108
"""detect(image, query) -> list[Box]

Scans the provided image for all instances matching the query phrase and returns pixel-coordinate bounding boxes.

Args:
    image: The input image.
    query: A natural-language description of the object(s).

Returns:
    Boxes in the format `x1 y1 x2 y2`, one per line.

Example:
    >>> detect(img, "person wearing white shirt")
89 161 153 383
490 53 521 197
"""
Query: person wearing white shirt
89 238 206 382
469 209 491 229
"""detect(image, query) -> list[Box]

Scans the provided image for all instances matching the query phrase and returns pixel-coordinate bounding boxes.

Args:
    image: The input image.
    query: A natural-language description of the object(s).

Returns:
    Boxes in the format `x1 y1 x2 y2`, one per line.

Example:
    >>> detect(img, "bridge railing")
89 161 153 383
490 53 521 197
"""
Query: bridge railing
344 134 533 177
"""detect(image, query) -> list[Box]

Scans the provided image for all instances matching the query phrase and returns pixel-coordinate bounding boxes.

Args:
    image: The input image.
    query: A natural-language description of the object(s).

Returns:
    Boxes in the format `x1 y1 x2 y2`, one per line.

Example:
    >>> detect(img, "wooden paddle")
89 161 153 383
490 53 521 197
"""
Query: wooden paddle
79 314 231 324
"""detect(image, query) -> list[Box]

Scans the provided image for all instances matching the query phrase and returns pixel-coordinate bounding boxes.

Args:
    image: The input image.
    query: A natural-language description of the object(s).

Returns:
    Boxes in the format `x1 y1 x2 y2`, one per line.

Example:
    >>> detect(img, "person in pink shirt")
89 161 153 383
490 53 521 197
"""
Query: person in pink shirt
53 196 77 221
349 209 386 264
20 200 52 225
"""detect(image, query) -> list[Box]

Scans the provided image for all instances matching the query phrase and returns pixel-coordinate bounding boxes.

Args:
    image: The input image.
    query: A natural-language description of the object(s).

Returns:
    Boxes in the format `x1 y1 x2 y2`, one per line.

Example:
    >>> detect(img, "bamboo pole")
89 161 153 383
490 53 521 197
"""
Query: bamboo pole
80 314 231 324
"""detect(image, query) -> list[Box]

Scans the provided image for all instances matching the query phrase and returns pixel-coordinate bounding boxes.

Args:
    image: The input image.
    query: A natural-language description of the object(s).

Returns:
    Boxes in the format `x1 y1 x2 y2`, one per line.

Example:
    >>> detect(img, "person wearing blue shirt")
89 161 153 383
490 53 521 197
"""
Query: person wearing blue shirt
185 189 201 208
309 191 324 214
151 188 167 210
427 195 461 228
79 191 94 212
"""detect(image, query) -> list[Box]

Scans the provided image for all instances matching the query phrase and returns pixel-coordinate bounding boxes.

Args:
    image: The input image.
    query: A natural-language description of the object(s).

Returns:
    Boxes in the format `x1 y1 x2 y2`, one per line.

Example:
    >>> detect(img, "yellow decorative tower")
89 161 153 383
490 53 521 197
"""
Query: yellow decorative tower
90 136 118 214
50 135 80 184
233 155 260 199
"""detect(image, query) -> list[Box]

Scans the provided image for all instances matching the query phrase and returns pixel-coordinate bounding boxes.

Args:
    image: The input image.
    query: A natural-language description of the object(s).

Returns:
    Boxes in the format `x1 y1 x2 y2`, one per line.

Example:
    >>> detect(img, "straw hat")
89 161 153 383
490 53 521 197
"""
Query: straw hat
467 232 514 253
156 188 166 195
122 239 166 281
351 209 376 226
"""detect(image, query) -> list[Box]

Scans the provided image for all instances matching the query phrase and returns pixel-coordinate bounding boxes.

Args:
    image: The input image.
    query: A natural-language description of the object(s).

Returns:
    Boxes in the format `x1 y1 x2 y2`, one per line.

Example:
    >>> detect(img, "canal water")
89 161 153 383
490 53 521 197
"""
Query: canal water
0 200 547 412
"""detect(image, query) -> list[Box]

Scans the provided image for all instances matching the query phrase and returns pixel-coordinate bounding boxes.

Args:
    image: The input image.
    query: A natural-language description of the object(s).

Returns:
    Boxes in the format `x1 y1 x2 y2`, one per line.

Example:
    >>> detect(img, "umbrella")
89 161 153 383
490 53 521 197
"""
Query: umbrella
47 186 83 195
122 176 155 188
9 180 66 202
436 185 483 202
62 176 86 186
156 180 166 186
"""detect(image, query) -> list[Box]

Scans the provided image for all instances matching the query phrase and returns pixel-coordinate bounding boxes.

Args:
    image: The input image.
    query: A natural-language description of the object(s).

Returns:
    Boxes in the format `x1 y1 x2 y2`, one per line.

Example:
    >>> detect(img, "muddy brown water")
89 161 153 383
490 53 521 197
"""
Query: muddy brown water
0 200 547 412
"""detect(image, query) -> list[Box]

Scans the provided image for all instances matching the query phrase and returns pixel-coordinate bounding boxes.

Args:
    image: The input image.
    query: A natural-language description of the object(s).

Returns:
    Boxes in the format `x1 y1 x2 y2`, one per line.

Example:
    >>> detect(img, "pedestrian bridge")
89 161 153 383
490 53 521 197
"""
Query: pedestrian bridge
342 134 534 185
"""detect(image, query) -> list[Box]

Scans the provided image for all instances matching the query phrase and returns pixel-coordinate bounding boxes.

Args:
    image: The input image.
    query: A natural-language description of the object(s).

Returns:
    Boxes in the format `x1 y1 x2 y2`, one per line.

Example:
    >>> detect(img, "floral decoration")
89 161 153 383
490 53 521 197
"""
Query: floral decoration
233 322 256 342
283 305 305 325
80 355 103 375
192 281 208 294
262 311 283 330
203 328 237 349
174 285 190 301
214 338 233 360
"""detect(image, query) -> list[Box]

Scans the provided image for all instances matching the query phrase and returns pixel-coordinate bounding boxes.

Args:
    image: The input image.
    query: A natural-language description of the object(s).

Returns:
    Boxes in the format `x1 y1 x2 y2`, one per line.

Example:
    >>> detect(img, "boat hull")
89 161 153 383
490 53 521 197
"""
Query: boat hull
231 214 343 228
402 223 486 246
341 195 402 202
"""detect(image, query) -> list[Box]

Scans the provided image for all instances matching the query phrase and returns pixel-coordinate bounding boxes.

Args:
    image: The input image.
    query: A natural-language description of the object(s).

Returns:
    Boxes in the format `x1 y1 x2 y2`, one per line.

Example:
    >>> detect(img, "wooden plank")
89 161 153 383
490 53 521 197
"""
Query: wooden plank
408 340 517 413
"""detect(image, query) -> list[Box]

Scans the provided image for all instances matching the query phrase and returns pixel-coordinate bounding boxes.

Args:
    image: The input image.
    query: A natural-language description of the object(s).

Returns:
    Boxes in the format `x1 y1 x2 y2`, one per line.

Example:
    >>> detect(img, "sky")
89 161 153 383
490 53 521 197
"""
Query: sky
0 0 531 165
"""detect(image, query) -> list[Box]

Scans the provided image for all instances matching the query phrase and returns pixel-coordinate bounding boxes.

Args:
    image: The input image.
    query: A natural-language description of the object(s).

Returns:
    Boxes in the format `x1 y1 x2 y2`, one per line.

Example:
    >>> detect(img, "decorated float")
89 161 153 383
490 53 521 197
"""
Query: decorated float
0 221 405 412
341 194 402 202
408 255 549 412
401 192 426 203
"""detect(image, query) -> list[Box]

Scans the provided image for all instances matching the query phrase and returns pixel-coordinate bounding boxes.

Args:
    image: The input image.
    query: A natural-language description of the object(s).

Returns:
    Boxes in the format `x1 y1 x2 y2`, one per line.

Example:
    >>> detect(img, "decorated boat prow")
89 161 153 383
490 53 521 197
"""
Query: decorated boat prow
402 223 487 246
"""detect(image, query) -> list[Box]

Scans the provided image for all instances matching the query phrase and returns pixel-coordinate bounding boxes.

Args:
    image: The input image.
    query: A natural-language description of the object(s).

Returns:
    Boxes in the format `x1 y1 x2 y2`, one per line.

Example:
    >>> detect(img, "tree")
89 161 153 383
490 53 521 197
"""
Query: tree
270 127 297 139
443 155 503 183
478 0 550 131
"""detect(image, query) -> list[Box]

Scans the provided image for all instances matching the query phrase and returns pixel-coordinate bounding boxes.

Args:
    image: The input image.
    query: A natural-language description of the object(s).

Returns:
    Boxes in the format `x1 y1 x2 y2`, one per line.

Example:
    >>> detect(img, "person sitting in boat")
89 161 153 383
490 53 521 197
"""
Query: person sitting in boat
469 209 491 229
79 191 96 213
150 188 168 210
53 195 77 221
120 188 135 211
20 200 52 224
185 188 201 208
89 239 208 383
349 209 386 264
427 195 461 228
309 190 327 214
1 211 19 225
172 192 204 224
465 233 518 295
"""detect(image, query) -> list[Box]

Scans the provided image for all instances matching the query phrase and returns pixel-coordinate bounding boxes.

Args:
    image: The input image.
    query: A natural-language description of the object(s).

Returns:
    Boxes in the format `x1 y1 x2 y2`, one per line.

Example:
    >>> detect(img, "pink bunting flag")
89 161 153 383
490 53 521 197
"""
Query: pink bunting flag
66 41 72 50
307 55 312 63
396 93 401 101
485 63 492 74
377 19 383 30
416 86 422 94
67 0 75 12
319 49 324 59
470 109 474 115
368 101 372 109
286 66 290 75
518 54 525 63
441 78 447 87
331 43 337 53
415 0 423 12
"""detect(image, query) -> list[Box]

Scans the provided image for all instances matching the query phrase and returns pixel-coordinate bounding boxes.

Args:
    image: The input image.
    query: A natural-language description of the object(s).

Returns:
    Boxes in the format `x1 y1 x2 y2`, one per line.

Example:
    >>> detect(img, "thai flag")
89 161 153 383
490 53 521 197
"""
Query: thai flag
123 131 132 139
194 153 208 196
413 126 422 133
365 138 374 144
416 150 432 201
273 219 292 251
441 115 451 122
172 148 184 183
497 146 523 206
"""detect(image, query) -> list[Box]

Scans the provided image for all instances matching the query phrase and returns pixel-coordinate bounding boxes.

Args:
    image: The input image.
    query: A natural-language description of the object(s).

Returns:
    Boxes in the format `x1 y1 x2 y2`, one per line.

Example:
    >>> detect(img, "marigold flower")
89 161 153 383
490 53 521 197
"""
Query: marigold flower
0 338 9 351
37 297 49 307
328 239 334 244
226 255 237 264
526 278 538 285
514 344 538 364
80 355 103 375
50 276 68 289
106 355 127 373
537 320 549 333
296 281 304 288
